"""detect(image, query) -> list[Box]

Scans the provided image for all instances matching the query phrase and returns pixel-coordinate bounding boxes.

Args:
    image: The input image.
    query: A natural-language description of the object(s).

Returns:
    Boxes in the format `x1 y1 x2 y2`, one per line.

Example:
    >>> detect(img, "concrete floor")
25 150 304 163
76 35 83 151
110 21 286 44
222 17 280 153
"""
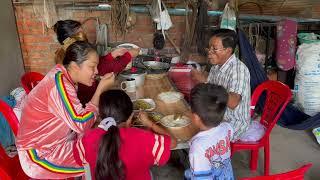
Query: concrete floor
151 125 320 179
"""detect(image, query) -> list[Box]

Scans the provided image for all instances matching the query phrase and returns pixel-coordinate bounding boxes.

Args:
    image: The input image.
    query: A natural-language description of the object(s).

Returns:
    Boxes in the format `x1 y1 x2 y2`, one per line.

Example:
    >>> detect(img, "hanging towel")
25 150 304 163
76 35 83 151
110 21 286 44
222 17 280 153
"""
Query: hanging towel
276 19 297 71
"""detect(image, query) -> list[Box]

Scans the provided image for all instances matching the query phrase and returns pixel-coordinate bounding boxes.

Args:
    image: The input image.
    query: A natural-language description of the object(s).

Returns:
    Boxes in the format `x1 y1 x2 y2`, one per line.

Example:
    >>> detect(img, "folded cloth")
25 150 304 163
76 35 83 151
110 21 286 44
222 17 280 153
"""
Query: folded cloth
239 120 266 142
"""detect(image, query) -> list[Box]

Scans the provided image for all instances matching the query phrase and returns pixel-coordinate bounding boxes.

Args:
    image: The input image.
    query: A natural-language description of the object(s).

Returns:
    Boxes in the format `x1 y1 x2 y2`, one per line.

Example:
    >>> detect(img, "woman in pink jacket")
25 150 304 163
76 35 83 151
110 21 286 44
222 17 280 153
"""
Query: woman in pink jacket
16 41 115 179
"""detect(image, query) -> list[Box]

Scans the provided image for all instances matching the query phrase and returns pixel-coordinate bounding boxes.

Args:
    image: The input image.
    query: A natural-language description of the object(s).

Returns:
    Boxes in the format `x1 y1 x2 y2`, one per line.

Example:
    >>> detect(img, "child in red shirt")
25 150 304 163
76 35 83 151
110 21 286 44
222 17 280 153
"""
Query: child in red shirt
73 90 177 180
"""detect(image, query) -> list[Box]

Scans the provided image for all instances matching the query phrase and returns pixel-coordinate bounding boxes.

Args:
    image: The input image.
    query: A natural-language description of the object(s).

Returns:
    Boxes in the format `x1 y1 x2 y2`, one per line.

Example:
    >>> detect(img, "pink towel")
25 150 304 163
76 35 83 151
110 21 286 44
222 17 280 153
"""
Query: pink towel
276 19 298 71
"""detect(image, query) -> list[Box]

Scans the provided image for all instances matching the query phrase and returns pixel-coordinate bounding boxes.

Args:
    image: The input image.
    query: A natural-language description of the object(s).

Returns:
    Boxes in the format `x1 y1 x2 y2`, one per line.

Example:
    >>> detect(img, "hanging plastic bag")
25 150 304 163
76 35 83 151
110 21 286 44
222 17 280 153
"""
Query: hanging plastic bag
298 33 320 44
32 0 58 29
147 0 161 23
156 1 173 31
220 3 237 30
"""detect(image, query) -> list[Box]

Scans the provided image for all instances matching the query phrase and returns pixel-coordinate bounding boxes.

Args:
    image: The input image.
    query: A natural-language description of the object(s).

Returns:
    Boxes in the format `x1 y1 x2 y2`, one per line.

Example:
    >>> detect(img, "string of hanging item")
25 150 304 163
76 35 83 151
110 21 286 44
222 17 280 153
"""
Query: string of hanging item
111 0 130 37
181 0 199 62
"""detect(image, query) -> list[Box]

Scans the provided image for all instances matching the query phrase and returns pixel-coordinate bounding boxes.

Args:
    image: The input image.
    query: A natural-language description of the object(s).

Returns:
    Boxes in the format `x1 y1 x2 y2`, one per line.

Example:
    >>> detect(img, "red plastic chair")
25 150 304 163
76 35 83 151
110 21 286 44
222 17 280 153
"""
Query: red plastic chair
21 71 45 94
0 100 29 179
240 163 312 180
231 80 292 175
0 166 11 180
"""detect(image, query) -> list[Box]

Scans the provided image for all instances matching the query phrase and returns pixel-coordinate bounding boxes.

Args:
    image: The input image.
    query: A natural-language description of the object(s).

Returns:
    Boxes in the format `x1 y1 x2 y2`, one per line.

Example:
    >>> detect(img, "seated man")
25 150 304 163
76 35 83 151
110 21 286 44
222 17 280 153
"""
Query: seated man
192 29 251 141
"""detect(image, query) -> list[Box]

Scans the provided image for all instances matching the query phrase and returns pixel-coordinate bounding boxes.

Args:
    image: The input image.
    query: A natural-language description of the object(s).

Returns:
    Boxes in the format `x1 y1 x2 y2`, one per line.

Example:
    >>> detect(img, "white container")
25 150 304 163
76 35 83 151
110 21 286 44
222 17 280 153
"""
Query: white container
119 68 146 87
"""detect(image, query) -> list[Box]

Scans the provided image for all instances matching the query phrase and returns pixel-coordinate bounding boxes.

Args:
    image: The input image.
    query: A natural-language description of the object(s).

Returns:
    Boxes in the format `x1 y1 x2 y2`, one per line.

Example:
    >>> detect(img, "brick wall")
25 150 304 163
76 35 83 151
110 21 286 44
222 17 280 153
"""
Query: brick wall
14 5 201 74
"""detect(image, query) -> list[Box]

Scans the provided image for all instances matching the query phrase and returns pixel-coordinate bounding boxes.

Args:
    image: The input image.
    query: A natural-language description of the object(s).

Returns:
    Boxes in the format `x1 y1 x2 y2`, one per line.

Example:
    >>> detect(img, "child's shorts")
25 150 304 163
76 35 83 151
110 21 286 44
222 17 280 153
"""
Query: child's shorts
184 158 234 180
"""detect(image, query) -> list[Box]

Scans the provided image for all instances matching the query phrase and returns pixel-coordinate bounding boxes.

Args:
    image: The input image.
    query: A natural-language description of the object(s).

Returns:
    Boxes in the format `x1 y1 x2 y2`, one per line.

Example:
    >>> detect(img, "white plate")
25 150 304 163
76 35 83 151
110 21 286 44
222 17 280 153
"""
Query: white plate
158 91 183 103
117 43 140 49
132 98 156 111
117 43 142 55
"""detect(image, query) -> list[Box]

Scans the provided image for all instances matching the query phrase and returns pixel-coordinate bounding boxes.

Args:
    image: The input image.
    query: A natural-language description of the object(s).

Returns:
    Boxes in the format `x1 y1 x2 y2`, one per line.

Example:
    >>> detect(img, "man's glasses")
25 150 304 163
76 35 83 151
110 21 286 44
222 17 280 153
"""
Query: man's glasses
205 47 226 54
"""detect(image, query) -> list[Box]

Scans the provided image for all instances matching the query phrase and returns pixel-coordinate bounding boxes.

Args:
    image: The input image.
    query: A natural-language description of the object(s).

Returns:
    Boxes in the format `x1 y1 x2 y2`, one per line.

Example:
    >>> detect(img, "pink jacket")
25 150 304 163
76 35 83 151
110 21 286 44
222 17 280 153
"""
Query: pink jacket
16 64 98 179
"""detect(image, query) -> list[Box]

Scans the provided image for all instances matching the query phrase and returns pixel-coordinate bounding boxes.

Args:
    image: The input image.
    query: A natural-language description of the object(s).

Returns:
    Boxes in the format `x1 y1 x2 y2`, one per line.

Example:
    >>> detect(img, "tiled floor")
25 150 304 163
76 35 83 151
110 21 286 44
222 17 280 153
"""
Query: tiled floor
151 125 320 179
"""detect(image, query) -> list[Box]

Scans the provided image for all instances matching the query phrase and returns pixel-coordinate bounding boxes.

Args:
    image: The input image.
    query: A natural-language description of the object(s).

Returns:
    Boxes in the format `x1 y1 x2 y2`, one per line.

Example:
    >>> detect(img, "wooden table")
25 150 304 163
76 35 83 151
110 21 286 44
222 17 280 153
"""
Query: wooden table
117 74 198 150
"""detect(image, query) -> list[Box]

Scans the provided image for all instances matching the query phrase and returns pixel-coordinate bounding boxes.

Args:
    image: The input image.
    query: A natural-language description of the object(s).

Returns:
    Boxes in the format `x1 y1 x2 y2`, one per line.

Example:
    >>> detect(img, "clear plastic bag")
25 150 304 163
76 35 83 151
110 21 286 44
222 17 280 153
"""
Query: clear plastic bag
147 0 161 23
156 2 173 31
220 3 237 31
32 0 58 28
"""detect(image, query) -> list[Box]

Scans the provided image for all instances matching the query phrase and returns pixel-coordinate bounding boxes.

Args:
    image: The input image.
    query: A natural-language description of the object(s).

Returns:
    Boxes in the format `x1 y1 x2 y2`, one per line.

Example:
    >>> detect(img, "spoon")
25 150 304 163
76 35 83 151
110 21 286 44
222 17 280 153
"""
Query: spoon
173 114 182 122
140 61 153 71
94 75 101 81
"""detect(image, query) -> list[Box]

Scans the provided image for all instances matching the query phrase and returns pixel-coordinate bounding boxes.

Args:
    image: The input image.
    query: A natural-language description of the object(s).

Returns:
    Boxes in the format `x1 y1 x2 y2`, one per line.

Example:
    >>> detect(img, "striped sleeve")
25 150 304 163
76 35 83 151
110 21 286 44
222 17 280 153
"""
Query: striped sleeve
151 134 171 166
228 62 250 96
48 71 98 133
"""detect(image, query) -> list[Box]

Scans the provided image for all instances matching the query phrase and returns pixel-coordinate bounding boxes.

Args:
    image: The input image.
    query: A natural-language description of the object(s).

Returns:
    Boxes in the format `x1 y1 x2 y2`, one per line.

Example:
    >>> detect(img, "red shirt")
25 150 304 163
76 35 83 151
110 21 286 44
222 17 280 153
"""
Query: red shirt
73 127 171 180
77 52 132 104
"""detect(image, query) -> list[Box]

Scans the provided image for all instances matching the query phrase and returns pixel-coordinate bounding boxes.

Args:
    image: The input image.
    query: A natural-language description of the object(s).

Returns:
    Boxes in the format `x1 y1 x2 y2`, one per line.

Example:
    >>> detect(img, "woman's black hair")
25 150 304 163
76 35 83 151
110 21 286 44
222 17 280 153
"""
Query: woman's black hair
95 90 133 180
63 41 96 67
53 20 81 44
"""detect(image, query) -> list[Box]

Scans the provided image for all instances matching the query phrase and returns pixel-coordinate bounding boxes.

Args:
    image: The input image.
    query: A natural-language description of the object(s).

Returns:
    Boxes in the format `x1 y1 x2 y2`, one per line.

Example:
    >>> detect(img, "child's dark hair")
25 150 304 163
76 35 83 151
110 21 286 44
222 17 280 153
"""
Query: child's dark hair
211 29 237 53
190 83 228 127
63 41 96 67
53 20 81 44
95 90 133 180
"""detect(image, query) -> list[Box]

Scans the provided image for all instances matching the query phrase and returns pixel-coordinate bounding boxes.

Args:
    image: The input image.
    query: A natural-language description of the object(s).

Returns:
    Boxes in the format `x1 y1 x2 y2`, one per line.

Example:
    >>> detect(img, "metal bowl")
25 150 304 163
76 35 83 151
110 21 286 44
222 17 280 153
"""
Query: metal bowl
136 61 170 74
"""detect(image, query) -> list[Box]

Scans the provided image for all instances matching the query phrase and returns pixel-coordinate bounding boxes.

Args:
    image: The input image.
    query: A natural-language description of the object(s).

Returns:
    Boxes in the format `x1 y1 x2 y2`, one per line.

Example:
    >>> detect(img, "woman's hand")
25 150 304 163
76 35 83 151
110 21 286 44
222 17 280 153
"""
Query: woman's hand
128 48 140 58
97 72 115 93
91 73 115 106
138 111 177 148
111 48 128 58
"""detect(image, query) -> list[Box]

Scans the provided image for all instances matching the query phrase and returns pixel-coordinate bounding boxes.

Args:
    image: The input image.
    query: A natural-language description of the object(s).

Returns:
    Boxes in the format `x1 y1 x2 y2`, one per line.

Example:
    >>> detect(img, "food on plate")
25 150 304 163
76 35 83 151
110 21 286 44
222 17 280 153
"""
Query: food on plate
149 112 164 122
160 115 190 128
132 99 155 111
133 100 152 110
158 91 183 103
132 112 163 127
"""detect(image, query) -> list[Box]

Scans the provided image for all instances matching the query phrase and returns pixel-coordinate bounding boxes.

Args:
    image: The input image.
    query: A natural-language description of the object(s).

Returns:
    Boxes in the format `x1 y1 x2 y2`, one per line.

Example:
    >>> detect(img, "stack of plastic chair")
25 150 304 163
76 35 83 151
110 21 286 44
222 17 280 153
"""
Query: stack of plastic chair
240 163 312 180
21 71 44 94
231 80 292 175
0 99 29 180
